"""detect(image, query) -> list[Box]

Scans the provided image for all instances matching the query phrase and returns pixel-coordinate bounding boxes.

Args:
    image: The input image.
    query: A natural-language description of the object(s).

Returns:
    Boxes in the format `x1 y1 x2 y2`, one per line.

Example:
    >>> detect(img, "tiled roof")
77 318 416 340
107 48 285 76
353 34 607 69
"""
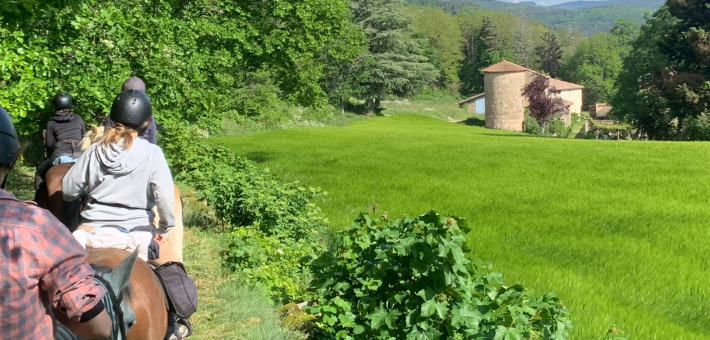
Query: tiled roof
457 93 485 105
563 100 575 106
549 78 585 90
481 60 529 73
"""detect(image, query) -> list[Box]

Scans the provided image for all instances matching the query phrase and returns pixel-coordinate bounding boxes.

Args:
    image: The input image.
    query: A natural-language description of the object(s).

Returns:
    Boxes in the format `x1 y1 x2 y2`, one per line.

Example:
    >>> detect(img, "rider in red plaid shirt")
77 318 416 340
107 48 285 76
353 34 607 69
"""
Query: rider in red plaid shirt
0 104 112 339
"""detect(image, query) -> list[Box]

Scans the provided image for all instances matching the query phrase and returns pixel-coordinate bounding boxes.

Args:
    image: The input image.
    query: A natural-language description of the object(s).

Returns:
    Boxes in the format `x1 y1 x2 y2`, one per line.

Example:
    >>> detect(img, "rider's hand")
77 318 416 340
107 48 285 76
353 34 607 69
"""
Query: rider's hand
154 235 166 244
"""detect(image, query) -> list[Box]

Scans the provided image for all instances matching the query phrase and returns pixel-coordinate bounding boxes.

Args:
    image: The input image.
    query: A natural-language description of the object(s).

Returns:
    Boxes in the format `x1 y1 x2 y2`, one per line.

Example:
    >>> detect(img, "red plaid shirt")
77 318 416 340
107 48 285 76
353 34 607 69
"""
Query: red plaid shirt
0 189 105 339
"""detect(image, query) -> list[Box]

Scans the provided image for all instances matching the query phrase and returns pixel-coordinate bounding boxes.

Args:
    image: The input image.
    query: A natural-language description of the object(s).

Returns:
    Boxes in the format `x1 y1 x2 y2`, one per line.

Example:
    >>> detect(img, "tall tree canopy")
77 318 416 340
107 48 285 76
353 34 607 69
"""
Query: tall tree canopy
410 7 464 91
352 0 437 114
1 0 353 133
535 32 563 78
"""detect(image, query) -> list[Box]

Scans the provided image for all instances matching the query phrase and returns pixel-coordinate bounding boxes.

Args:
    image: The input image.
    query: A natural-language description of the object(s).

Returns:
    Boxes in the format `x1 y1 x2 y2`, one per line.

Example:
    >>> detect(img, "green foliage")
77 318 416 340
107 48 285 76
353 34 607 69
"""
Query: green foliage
0 27 56 133
547 119 571 138
409 6 464 89
225 227 324 303
162 124 328 302
439 1 652 37
562 32 623 107
307 211 573 340
523 114 541 135
610 8 678 140
351 0 438 113
2 0 353 134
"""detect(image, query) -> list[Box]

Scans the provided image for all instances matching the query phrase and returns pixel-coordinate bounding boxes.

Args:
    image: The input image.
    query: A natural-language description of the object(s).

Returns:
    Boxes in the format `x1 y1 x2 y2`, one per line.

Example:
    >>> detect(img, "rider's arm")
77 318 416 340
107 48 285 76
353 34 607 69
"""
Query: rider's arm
45 120 55 152
40 214 112 338
62 147 91 201
147 117 158 144
151 148 176 236
79 115 86 138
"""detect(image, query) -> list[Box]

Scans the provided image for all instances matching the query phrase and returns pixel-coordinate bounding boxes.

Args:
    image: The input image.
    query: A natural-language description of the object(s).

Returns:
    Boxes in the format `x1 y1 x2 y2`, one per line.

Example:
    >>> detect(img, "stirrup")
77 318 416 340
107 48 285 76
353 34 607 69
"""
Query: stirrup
168 318 193 340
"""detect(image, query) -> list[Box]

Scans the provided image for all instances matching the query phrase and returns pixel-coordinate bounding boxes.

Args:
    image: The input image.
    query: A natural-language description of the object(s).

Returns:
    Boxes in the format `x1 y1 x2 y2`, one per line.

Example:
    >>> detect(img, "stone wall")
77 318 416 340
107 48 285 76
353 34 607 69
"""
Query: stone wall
484 72 526 131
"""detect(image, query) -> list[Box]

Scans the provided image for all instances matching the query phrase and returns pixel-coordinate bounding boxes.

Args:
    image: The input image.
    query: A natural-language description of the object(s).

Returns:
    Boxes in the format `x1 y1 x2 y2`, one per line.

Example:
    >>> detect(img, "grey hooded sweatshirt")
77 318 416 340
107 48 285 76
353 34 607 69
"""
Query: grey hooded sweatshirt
63 138 175 235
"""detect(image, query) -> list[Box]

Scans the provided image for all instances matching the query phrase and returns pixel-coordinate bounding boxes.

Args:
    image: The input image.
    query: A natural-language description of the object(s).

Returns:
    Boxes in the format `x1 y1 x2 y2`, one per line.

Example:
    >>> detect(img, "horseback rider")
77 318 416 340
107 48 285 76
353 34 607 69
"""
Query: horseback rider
62 90 196 340
103 77 158 144
34 92 86 192
0 104 112 339
103 76 184 262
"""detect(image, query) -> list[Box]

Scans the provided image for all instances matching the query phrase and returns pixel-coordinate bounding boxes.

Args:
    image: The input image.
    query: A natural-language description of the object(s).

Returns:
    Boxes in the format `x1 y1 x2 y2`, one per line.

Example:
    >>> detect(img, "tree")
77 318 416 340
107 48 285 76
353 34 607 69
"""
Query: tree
512 17 534 68
522 74 566 130
611 8 677 140
563 33 623 107
656 0 710 137
459 16 515 96
410 7 464 91
610 19 641 60
535 32 562 78
352 0 437 115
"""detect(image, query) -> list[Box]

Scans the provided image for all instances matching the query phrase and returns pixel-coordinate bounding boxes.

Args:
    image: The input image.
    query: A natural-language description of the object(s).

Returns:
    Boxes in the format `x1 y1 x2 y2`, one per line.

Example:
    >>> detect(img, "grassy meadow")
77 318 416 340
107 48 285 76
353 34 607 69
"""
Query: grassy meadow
214 113 710 340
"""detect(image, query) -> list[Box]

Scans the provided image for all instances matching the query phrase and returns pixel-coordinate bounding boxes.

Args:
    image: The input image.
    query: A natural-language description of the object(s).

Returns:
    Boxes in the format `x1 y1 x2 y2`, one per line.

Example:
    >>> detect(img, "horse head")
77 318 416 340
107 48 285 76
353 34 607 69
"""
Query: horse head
93 248 139 334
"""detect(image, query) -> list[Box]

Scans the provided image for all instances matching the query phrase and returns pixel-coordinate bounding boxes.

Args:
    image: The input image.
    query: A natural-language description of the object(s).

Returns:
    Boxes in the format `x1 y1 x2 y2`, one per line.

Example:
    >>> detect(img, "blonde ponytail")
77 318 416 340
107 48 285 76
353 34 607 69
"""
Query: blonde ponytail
101 123 136 150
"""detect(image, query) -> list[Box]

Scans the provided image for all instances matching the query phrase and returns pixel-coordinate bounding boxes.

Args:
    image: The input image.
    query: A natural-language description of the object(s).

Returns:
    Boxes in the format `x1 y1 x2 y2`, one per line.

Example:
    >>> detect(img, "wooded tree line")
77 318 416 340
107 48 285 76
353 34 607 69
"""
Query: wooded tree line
1 0 707 140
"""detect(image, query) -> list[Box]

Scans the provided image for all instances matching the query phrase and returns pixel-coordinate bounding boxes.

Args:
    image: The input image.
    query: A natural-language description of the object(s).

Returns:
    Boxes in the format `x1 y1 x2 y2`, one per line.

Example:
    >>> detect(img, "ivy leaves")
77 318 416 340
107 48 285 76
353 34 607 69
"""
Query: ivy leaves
308 211 573 340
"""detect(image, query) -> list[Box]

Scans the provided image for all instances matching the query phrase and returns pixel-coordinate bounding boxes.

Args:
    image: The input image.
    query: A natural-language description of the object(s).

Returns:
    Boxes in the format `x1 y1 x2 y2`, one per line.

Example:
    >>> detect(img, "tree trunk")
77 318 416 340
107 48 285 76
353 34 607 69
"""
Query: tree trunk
340 99 345 115
374 97 381 115
677 117 685 140
367 98 373 117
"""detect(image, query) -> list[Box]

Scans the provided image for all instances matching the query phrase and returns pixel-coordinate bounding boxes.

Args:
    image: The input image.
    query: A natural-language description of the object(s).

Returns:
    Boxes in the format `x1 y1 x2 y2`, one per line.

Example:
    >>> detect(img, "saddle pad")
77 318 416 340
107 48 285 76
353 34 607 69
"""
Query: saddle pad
85 227 152 262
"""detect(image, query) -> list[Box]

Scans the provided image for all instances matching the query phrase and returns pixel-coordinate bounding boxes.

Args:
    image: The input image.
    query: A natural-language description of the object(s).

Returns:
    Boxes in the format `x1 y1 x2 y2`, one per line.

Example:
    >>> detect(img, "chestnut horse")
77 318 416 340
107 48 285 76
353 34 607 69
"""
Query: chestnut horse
87 248 168 340
55 248 168 340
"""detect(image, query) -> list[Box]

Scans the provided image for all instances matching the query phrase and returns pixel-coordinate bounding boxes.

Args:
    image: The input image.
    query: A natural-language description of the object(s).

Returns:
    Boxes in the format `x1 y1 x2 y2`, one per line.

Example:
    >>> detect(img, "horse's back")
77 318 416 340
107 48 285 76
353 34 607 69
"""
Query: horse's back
87 249 168 340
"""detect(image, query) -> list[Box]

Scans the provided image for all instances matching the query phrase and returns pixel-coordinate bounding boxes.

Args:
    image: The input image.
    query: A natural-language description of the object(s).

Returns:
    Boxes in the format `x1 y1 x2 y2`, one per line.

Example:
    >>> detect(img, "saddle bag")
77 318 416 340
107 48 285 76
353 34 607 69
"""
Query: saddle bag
153 261 198 318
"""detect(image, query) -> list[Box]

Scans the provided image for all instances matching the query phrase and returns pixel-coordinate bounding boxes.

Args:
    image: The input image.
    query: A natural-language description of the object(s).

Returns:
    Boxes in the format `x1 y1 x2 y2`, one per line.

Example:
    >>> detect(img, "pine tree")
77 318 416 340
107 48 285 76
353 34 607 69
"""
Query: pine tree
513 17 533 68
535 32 563 78
459 16 514 95
351 0 437 115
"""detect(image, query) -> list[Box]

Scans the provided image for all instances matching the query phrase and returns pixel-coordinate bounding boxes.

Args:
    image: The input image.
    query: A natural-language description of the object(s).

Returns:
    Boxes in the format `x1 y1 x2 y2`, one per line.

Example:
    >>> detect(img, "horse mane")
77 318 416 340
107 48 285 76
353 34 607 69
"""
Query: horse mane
81 125 105 151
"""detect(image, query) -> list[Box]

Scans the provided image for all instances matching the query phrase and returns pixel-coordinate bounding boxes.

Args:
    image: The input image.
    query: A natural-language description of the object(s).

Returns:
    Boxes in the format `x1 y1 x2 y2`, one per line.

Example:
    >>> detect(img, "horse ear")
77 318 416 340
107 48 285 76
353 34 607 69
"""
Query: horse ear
91 125 98 135
108 247 139 293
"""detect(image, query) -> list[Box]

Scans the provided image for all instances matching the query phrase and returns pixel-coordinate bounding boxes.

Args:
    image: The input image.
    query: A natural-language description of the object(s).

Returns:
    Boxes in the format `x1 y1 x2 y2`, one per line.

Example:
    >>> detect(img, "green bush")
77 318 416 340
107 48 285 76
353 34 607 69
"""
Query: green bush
307 211 573 340
548 119 571 138
163 124 329 301
225 227 324 303
523 115 541 135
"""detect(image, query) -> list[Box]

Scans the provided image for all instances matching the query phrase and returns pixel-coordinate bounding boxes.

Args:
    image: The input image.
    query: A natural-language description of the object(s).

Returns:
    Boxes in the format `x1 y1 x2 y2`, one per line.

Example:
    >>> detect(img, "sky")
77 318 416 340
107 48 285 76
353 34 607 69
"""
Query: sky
498 0 607 5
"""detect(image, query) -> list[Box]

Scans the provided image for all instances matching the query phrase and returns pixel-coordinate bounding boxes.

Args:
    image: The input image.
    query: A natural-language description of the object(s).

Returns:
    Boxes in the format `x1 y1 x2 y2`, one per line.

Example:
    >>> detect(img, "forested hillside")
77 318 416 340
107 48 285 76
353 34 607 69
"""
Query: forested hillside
413 0 653 35
551 0 665 10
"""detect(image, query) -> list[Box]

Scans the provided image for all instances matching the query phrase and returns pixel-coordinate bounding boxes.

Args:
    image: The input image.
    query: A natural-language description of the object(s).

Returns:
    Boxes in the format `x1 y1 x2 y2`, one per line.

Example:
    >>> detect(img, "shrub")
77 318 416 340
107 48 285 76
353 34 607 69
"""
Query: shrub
523 114 541 135
162 123 329 301
307 211 573 340
548 119 571 138
225 227 324 303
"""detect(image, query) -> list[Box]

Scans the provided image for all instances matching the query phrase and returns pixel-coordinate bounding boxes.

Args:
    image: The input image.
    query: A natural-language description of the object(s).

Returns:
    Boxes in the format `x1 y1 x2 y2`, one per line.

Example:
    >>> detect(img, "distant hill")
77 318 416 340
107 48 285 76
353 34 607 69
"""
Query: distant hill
432 0 656 35
551 0 664 10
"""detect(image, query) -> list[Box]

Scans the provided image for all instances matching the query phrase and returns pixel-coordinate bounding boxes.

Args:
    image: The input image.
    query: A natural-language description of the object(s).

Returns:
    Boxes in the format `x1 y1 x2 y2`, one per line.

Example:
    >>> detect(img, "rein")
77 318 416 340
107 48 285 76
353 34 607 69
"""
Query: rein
93 272 129 340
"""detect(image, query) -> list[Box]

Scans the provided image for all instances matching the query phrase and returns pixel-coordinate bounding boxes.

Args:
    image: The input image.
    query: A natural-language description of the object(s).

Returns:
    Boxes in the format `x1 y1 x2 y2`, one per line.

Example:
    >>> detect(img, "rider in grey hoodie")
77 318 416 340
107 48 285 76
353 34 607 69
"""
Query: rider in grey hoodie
62 135 175 234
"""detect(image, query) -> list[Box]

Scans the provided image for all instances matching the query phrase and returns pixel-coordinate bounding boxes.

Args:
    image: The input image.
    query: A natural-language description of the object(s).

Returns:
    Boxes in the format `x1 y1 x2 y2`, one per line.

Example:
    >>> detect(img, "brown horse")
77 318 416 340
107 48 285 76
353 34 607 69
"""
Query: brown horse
87 248 168 340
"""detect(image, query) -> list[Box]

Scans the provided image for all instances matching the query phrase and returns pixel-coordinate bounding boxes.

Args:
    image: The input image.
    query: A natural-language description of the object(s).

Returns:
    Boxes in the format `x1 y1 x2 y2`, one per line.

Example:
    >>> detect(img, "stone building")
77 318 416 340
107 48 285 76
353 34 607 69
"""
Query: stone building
463 60 585 132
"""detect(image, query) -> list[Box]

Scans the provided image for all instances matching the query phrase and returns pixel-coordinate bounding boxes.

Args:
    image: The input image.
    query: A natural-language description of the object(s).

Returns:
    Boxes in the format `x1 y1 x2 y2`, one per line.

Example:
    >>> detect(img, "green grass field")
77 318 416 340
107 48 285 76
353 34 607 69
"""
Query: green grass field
214 114 710 340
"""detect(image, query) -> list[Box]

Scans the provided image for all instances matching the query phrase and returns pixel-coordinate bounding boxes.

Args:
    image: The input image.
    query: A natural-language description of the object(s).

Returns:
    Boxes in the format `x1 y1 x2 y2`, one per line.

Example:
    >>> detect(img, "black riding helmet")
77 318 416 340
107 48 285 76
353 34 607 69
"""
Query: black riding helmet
109 90 153 128
54 92 73 110
0 105 20 189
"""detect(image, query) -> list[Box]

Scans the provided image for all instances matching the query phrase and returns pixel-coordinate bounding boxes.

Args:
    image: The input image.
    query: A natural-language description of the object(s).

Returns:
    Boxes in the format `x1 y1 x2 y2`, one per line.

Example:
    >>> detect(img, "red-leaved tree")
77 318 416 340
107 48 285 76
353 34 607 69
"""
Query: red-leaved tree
522 74 566 130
